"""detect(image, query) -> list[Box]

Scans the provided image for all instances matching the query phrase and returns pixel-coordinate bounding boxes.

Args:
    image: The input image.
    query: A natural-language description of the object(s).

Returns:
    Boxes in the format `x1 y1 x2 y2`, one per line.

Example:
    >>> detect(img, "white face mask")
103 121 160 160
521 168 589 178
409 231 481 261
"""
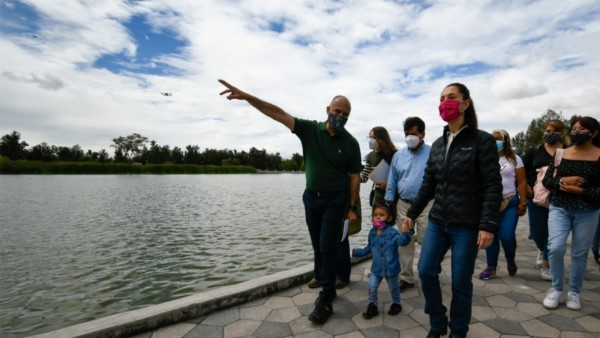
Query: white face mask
368 137 378 149
405 135 420 149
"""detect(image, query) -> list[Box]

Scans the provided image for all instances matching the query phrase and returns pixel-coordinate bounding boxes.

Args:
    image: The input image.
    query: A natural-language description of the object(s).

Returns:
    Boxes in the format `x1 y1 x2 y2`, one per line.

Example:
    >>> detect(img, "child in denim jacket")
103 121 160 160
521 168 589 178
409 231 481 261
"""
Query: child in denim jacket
352 203 413 319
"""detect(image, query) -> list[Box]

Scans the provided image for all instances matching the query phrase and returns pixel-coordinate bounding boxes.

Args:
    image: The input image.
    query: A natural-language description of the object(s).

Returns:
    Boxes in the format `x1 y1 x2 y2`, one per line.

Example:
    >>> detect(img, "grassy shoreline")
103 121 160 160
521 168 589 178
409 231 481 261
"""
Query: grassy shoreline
0 159 257 174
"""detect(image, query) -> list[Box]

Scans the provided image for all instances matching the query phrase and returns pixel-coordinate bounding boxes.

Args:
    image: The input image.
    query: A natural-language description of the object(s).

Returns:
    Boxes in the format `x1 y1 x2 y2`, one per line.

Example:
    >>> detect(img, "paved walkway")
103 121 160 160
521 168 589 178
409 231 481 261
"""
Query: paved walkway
132 219 600 338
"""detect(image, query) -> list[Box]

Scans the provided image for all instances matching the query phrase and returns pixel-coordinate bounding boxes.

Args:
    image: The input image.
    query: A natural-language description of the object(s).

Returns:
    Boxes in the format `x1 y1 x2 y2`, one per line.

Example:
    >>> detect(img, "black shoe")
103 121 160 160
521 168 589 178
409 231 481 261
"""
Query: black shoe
308 278 320 288
594 251 600 265
335 279 349 289
314 291 336 306
426 317 448 337
399 280 415 292
362 302 379 319
387 303 402 315
426 328 447 338
308 302 333 324
449 333 466 338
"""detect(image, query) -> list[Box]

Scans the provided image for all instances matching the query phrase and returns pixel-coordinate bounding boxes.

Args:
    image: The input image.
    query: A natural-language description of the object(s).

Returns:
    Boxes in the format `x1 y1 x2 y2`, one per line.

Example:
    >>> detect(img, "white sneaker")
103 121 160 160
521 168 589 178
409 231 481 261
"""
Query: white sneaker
540 267 552 281
566 291 581 310
536 251 543 266
543 288 563 309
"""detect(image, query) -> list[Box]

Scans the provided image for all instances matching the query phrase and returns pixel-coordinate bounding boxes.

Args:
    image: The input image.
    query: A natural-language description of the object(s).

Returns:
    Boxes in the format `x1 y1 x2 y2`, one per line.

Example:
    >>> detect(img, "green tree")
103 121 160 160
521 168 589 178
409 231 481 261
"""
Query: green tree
511 109 572 155
28 142 57 161
111 133 148 161
0 131 28 160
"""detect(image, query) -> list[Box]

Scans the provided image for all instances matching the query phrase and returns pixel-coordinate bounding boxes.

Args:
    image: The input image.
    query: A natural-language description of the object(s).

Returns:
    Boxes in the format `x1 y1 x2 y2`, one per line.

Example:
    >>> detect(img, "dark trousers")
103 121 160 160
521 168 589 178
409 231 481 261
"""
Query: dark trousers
303 189 347 304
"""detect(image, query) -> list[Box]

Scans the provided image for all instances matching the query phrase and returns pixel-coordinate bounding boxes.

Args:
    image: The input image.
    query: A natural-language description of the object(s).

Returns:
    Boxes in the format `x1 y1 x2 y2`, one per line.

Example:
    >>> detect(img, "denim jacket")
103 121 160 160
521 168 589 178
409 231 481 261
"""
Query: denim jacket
352 225 412 278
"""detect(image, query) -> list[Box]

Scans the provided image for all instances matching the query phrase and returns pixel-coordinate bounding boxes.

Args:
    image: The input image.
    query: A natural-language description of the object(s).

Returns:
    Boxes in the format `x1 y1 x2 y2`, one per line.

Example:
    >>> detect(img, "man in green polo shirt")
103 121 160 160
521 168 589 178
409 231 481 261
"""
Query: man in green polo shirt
219 79 361 325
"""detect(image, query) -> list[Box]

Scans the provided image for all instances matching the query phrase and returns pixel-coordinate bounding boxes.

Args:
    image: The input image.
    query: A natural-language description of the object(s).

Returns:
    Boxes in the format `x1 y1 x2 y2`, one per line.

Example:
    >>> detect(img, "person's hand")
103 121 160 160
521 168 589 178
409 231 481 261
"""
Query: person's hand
376 182 387 190
526 185 533 198
517 203 527 216
347 209 358 225
559 176 586 194
402 217 414 233
477 230 494 250
218 79 249 100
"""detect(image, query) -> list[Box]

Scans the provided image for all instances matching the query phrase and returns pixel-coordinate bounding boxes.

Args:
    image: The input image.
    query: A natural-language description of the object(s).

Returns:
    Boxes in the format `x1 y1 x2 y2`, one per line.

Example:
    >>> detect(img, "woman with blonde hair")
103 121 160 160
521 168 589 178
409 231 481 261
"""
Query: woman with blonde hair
479 129 527 279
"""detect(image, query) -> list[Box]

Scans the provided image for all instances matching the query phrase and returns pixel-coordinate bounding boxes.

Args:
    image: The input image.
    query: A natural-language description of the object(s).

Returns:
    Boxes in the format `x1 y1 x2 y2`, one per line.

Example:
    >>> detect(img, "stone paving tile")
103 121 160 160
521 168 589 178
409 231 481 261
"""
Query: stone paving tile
140 218 600 338
182 324 222 338
150 323 195 338
254 321 292 338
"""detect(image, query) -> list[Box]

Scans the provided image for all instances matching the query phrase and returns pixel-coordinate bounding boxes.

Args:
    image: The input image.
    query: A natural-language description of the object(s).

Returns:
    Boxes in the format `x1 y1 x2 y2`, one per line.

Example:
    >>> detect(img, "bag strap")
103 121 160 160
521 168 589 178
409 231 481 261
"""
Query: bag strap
552 148 565 177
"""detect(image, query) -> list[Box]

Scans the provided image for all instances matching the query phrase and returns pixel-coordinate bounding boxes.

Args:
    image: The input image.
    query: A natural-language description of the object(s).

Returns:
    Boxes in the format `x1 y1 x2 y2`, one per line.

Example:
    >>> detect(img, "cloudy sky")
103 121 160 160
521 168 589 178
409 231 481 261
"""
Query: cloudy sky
1 0 598 159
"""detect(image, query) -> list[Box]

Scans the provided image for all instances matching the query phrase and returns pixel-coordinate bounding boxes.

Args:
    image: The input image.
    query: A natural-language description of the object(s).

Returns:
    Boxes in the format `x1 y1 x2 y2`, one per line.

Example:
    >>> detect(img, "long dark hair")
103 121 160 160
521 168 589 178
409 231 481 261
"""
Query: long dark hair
445 83 478 129
573 116 600 147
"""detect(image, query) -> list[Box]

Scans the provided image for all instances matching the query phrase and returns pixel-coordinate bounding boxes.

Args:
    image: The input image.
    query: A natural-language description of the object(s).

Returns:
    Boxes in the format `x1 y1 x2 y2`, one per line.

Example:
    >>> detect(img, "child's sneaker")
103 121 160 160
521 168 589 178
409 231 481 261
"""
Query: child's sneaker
566 291 581 310
387 303 402 315
543 287 563 309
362 302 379 319
479 266 496 280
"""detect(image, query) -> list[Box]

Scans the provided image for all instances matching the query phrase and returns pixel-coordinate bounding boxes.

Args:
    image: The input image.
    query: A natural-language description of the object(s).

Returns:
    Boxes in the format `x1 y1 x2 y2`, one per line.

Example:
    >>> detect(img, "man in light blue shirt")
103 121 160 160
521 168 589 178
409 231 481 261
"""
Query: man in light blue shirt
385 117 432 291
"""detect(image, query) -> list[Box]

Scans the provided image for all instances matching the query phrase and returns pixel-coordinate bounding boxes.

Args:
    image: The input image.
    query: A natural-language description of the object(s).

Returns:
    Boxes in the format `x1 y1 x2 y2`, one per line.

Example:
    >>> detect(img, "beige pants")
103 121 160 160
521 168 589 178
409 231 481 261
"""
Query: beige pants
396 199 432 284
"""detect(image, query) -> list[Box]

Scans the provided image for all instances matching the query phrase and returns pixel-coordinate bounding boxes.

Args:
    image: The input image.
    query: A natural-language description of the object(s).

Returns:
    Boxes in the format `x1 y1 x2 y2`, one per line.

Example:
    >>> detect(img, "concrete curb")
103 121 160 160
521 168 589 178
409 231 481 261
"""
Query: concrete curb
31 264 313 338
32 256 370 338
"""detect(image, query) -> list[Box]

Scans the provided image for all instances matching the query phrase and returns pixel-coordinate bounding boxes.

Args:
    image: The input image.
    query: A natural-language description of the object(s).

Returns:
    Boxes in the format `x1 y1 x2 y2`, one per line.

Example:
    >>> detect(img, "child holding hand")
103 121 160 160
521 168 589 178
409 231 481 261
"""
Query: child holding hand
352 203 413 319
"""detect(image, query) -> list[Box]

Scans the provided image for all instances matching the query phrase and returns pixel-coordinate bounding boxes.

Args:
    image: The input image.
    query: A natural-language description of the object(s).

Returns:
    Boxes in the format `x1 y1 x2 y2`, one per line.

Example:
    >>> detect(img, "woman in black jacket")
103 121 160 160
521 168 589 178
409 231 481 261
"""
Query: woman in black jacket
403 83 502 338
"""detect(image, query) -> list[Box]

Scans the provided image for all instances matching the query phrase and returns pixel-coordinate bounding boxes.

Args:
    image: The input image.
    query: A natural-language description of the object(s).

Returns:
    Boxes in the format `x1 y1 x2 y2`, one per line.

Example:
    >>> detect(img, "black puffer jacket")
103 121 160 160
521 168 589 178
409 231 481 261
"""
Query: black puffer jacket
407 125 502 233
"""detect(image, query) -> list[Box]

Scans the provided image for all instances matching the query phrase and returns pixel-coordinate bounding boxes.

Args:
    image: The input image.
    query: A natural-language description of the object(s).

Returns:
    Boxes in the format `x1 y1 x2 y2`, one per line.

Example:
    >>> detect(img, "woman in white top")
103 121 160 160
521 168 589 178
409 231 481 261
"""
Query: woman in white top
479 129 527 279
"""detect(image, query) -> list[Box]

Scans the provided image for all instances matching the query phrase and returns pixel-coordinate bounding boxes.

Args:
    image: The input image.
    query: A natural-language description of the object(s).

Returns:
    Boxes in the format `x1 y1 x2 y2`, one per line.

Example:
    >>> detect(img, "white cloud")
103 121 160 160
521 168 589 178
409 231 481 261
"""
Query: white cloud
1 0 599 158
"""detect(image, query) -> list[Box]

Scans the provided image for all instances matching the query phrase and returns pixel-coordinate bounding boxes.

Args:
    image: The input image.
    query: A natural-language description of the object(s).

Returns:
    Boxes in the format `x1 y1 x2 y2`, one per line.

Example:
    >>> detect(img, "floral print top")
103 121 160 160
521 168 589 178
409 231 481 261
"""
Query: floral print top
543 157 600 210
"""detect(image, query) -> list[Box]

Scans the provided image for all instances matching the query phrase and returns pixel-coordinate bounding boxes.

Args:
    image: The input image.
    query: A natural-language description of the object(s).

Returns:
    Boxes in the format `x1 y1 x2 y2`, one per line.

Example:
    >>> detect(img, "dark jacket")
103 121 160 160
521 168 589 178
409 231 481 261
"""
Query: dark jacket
406 125 502 233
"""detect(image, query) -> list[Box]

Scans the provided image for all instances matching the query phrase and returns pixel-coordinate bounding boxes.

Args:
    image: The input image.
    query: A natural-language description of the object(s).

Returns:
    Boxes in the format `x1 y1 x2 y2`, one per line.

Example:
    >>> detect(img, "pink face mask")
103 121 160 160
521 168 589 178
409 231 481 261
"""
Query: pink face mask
373 219 387 229
438 100 462 122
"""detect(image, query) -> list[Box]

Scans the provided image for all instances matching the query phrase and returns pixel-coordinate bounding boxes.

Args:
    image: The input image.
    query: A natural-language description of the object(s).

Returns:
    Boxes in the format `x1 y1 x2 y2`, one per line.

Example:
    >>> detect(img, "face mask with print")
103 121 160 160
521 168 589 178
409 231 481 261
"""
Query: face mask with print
438 100 462 122
368 137 378 150
405 135 420 149
570 131 592 145
373 219 387 229
496 140 504 152
327 113 348 130
543 132 562 145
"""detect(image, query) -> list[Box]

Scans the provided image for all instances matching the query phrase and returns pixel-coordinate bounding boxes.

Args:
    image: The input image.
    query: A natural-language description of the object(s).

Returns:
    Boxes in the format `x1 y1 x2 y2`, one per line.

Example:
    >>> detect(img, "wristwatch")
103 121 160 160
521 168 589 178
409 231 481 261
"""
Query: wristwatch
349 205 357 212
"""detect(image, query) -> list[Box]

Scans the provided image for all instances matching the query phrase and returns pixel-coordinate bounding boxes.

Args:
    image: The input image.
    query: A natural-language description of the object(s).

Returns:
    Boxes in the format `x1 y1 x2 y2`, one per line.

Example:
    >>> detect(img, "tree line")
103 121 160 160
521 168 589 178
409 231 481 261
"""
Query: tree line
0 109 583 172
0 132 305 171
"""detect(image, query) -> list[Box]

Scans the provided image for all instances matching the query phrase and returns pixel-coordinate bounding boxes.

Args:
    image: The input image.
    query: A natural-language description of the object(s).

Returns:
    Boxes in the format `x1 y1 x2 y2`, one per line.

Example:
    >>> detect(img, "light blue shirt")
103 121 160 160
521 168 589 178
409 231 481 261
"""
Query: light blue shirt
385 143 431 202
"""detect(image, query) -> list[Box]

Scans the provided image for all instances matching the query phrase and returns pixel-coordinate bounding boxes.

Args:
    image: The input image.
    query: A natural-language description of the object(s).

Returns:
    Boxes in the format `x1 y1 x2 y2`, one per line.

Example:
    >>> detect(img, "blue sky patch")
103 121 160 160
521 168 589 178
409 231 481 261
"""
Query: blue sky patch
430 62 496 80
0 1 41 36
92 14 187 75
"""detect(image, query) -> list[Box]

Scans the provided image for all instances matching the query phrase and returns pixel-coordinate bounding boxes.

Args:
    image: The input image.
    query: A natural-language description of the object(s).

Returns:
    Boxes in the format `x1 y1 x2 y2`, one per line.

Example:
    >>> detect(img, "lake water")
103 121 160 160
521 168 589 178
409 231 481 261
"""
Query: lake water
0 174 371 337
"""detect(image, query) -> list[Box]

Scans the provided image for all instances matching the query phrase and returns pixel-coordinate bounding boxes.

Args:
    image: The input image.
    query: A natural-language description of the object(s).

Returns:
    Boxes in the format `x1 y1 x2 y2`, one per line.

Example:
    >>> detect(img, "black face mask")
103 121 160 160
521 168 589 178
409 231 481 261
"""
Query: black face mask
543 132 562 145
570 131 593 145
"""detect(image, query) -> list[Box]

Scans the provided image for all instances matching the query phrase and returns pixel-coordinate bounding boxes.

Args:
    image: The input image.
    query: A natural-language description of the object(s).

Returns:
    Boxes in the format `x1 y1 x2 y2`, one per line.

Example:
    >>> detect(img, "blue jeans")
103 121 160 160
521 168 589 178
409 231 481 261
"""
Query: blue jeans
485 195 519 267
368 273 400 306
303 189 348 304
418 221 478 337
527 199 550 261
547 205 600 294
591 215 600 255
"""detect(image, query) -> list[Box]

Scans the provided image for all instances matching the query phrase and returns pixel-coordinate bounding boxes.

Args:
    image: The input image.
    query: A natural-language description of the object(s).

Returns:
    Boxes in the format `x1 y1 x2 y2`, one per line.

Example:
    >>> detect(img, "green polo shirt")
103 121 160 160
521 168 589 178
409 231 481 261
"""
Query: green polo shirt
293 118 362 191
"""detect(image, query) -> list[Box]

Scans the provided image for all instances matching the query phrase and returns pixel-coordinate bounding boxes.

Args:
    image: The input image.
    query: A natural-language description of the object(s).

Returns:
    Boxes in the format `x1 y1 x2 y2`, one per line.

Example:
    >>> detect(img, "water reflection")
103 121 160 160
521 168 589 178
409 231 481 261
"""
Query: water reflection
0 174 370 337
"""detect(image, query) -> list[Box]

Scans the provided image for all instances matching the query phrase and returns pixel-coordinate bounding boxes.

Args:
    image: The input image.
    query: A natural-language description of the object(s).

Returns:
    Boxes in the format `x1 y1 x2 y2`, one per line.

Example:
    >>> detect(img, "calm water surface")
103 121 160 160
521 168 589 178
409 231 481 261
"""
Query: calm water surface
0 175 370 337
